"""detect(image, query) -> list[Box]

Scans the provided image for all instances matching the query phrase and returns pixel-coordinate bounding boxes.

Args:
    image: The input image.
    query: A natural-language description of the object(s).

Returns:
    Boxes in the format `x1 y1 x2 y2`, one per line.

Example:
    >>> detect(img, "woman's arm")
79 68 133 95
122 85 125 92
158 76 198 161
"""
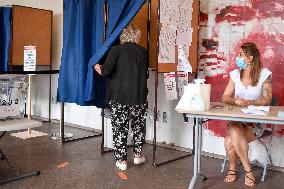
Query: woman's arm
94 47 118 77
222 78 235 105
247 75 272 106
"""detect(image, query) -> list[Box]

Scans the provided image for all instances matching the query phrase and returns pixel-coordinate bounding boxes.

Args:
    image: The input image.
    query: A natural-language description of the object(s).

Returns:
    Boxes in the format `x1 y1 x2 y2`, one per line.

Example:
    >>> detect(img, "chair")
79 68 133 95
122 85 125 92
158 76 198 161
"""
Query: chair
221 96 278 181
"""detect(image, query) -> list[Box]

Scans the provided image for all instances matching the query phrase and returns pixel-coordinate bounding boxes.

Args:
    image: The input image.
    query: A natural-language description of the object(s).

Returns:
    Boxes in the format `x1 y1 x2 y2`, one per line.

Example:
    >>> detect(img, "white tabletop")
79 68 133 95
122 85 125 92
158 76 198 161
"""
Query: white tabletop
176 102 284 125
0 118 42 132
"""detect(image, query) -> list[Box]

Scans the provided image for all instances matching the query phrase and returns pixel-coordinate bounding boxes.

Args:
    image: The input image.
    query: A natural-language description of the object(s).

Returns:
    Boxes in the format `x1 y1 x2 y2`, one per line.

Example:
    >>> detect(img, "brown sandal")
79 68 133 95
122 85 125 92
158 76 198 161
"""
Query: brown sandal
245 170 256 187
224 170 238 183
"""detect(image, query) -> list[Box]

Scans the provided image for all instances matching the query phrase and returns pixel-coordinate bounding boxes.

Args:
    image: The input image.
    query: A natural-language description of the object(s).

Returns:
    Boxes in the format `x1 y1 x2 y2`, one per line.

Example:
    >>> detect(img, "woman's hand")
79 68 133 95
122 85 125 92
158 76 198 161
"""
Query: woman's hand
234 97 249 107
94 64 102 75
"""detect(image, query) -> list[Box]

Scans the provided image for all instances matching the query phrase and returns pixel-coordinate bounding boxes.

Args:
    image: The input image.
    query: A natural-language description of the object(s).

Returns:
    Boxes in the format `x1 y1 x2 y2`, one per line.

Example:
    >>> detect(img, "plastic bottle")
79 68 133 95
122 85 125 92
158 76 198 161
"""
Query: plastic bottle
190 79 206 111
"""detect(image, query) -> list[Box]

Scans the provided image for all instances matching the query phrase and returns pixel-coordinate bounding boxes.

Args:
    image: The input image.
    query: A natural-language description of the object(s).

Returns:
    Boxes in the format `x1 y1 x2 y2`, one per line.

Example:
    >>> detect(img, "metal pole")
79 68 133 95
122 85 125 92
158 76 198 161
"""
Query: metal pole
188 118 199 189
101 0 108 153
153 69 158 166
48 71 52 122
48 11 53 122
197 119 202 173
27 75 32 134
101 109 105 153
152 0 160 167
60 102 65 142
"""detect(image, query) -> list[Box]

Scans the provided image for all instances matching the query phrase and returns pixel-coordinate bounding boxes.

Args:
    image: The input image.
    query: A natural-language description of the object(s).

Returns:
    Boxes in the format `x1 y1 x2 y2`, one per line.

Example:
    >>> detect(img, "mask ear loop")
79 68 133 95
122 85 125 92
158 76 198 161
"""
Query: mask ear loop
243 62 250 69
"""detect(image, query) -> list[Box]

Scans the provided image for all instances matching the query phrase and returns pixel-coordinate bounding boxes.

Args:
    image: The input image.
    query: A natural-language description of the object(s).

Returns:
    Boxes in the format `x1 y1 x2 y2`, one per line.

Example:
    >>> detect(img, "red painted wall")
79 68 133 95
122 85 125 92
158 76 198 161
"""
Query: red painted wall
199 0 284 137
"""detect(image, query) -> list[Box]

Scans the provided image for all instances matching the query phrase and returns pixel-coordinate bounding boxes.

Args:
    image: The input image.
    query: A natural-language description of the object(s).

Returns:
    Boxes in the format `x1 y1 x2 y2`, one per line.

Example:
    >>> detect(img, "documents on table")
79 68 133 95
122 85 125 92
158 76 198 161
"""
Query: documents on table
241 105 270 115
247 105 270 112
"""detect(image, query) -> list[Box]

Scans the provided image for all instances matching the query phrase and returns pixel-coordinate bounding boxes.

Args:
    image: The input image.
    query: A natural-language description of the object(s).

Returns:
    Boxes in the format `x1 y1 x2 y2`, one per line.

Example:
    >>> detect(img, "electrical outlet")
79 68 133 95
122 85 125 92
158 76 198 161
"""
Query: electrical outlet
51 95 57 104
162 112 167 123
157 110 160 121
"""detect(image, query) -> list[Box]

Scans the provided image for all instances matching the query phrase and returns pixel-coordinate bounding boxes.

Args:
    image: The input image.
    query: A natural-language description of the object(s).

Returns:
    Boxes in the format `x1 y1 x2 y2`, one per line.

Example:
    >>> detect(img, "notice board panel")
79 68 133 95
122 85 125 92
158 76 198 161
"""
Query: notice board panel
129 3 148 49
149 0 200 72
12 5 52 66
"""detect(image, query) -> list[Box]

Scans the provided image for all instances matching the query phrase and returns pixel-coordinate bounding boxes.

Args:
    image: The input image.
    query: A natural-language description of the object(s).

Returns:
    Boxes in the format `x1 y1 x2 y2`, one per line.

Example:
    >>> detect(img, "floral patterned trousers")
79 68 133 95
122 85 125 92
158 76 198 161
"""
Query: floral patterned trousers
109 100 147 161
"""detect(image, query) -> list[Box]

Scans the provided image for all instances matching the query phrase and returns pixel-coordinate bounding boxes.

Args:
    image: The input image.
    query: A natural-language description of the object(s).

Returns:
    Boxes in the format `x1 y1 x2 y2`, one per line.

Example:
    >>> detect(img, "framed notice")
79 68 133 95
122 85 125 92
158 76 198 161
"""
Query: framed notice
24 46 36 71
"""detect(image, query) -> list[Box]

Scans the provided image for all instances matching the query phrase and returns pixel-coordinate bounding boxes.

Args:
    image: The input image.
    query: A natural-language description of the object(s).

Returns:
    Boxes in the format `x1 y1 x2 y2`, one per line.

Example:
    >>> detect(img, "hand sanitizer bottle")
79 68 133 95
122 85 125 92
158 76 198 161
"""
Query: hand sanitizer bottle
190 79 206 111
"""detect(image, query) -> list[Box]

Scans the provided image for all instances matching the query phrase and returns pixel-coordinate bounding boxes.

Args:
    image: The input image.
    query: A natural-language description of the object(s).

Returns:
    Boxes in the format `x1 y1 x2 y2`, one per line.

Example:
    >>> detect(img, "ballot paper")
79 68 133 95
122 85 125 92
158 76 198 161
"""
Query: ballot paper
241 105 270 115
241 109 267 116
248 105 270 112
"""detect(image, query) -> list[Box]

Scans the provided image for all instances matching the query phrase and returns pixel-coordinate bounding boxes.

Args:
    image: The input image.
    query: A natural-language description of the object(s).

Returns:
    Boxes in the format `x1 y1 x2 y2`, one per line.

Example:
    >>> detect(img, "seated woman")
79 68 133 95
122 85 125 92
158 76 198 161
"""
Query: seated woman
222 42 272 187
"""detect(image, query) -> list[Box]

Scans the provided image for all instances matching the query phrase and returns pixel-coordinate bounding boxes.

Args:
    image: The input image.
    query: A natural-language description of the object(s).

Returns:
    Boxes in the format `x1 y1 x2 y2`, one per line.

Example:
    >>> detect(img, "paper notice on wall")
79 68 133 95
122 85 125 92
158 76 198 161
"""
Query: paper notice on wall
164 73 177 101
177 0 193 25
158 45 176 63
177 45 192 72
177 72 188 98
24 46 36 71
176 27 193 45
176 0 193 45
160 0 178 24
158 23 177 63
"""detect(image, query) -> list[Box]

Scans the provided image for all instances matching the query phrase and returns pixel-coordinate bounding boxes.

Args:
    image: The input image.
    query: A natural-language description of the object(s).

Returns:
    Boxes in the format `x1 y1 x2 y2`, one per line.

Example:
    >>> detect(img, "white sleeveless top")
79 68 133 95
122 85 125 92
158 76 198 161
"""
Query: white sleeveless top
229 68 272 100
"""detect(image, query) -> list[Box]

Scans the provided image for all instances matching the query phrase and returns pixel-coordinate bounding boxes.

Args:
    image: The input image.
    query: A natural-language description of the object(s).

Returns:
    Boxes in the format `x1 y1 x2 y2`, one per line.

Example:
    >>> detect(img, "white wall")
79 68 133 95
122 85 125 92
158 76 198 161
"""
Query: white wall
2 0 283 168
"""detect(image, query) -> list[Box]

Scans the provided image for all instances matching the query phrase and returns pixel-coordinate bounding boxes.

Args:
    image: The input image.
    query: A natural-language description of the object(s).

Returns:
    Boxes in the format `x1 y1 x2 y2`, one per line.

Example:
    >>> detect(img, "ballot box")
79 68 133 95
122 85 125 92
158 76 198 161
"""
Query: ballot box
0 75 28 120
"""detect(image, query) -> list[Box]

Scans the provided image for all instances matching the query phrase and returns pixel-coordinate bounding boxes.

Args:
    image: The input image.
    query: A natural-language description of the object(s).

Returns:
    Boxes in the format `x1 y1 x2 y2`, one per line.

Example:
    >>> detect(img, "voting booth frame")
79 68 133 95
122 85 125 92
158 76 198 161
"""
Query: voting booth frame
151 0 200 167
0 131 40 183
0 5 58 183
2 1 201 176
99 0 202 169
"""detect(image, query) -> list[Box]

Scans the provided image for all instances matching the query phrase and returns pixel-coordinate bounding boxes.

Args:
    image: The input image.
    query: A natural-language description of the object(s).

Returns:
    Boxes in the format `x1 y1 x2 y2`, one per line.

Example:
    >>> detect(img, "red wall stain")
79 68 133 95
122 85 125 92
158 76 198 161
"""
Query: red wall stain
216 1 284 24
200 12 208 25
201 39 219 50
200 0 284 137
215 6 255 24
251 0 275 18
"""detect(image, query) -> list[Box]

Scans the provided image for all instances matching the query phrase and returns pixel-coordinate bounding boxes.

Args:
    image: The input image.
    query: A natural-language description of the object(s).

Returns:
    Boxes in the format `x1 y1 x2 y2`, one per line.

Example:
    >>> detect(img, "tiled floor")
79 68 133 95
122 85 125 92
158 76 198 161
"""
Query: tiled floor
0 122 282 189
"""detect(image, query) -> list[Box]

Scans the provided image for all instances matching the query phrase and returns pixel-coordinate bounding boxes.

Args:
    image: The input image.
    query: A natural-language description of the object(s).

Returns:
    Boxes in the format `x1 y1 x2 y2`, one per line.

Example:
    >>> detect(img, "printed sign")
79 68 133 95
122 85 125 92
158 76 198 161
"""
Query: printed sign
24 46 36 71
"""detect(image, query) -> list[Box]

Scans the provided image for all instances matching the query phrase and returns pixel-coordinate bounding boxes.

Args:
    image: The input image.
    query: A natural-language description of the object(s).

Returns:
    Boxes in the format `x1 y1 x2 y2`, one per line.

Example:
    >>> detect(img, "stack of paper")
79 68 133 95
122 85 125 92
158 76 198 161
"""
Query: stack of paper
248 105 270 112
241 105 270 116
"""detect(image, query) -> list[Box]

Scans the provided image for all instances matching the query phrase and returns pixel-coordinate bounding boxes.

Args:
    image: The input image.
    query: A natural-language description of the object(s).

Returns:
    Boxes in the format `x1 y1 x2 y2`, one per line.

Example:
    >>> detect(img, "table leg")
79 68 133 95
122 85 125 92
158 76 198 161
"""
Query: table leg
188 118 207 189
197 120 207 181
188 118 200 189
197 119 202 173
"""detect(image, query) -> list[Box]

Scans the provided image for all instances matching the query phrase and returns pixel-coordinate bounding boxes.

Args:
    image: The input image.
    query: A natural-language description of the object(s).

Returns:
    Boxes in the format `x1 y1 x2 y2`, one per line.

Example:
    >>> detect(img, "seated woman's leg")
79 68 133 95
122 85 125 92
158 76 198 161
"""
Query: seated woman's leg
224 135 238 182
228 121 256 186
243 125 257 187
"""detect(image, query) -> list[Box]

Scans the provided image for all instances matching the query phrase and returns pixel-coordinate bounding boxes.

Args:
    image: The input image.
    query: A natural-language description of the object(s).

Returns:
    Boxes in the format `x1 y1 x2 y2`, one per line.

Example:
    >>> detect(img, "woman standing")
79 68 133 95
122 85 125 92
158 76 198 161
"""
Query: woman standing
94 25 148 171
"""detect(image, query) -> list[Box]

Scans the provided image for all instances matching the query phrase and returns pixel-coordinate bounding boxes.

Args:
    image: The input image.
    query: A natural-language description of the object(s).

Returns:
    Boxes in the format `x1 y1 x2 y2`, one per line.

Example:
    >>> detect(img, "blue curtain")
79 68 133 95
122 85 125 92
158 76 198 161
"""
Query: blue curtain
57 0 146 107
84 0 146 105
0 7 12 72
57 0 105 106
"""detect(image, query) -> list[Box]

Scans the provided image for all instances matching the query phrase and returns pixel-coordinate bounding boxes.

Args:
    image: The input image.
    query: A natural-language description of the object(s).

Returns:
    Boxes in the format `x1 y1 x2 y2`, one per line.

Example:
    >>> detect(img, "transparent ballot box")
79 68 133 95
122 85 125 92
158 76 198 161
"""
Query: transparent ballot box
0 75 28 120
